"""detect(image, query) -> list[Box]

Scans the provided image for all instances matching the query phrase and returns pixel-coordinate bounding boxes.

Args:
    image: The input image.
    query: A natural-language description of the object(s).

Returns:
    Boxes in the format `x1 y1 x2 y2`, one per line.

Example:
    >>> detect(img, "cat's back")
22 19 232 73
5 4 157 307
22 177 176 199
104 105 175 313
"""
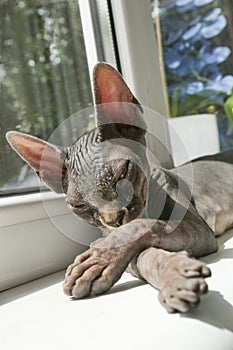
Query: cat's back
176 160 233 234
177 160 233 195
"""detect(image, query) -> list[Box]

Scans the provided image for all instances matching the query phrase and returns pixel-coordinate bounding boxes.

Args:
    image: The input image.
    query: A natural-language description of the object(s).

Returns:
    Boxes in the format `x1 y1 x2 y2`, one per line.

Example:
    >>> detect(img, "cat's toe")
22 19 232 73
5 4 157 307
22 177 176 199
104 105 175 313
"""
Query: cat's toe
161 275 209 313
174 251 211 278
158 252 211 313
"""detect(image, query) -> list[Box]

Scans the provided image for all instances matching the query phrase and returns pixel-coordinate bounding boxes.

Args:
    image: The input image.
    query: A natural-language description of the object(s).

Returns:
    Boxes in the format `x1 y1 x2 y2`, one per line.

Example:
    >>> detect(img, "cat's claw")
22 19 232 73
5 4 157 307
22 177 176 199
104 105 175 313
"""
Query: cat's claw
157 251 211 313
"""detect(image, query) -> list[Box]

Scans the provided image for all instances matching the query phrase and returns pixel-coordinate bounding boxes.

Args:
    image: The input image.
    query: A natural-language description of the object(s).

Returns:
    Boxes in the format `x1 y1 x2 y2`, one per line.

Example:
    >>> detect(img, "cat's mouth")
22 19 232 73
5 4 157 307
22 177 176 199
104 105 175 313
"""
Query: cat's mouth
99 207 128 229
100 221 120 230
99 202 146 230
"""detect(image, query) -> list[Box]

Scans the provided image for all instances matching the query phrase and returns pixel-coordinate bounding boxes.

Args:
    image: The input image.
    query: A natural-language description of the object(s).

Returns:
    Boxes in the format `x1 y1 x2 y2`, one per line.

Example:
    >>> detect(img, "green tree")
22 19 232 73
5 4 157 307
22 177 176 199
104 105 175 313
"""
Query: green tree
0 0 93 189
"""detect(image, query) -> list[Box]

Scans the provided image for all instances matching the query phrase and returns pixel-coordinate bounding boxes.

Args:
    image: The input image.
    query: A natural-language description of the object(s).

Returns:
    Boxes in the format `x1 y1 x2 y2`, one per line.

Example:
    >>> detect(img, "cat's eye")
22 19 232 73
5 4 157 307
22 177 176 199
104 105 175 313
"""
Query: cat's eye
71 203 88 212
76 204 86 209
127 196 137 212
128 205 135 212
127 204 135 212
119 161 130 180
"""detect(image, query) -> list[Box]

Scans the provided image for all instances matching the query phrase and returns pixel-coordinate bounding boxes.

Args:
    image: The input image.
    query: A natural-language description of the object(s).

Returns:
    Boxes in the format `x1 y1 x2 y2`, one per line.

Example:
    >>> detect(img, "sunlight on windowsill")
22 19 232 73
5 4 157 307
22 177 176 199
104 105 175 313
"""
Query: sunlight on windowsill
1 229 233 350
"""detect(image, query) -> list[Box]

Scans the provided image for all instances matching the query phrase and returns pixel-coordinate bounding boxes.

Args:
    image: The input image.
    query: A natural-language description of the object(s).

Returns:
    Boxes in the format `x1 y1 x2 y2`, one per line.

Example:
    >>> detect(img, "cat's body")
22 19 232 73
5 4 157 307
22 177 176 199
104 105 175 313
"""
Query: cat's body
6 63 233 313
174 161 233 236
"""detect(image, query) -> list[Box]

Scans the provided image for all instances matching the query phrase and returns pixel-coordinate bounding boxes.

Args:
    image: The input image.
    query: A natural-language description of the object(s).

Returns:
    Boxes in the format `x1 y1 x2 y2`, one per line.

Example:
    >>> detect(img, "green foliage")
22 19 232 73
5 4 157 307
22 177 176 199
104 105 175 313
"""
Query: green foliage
152 0 233 121
0 0 93 188
170 87 225 117
224 89 233 123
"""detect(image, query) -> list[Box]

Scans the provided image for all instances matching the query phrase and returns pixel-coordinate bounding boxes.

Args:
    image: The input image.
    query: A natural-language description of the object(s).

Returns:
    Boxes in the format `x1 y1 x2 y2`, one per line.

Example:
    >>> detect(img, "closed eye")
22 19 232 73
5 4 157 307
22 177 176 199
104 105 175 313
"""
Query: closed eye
67 201 87 211
74 203 98 213
77 203 86 208
75 204 87 210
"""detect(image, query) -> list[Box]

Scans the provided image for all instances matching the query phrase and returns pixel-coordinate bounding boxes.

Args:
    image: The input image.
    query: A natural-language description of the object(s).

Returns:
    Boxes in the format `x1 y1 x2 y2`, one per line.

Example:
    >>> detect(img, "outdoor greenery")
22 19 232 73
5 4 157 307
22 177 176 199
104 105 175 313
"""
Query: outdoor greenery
0 0 93 190
155 0 233 116
152 0 233 148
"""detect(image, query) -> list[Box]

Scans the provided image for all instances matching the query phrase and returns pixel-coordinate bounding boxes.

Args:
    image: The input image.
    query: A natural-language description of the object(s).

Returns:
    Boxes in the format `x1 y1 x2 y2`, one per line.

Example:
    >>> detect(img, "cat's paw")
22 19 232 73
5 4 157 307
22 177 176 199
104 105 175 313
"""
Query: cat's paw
63 247 127 299
158 251 211 313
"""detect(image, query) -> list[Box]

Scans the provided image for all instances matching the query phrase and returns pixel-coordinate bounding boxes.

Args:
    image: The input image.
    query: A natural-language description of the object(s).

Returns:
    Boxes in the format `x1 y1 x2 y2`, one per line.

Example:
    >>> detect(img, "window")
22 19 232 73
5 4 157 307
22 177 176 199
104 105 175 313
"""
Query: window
110 0 173 168
0 0 116 195
0 0 91 194
151 0 233 151
0 0 117 291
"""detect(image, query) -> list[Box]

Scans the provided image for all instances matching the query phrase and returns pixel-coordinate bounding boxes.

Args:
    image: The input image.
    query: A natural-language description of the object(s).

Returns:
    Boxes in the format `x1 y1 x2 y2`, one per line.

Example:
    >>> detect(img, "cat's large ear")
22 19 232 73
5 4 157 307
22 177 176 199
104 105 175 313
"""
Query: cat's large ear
6 131 67 193
93 62 146 140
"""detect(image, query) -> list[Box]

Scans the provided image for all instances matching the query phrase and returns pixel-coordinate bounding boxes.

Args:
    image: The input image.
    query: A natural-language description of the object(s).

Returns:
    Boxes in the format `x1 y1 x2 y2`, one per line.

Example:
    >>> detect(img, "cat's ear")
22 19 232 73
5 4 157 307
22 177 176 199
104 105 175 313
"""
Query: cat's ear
93 62 146 139
6 131 67 193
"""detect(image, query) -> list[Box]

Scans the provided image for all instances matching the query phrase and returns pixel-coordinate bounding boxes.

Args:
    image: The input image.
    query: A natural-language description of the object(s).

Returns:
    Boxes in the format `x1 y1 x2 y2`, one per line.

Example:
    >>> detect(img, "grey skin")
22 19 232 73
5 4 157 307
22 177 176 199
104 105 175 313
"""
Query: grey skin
6 63 233 313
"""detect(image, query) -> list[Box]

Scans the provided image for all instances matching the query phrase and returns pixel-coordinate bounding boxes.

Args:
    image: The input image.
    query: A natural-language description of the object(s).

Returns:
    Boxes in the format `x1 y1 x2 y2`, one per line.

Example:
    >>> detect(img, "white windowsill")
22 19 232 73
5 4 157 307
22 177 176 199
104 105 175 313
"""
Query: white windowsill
0 191 68 228
1 229 233 350
0 191 101 292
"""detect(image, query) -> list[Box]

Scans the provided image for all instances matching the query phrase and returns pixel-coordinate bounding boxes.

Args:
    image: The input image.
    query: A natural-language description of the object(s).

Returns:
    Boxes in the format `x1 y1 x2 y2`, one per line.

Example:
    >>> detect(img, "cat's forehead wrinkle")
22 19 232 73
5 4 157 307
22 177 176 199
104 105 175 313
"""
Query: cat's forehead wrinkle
69 128 101 155
66 128 131 177
66 129 103 177
65 127 148 198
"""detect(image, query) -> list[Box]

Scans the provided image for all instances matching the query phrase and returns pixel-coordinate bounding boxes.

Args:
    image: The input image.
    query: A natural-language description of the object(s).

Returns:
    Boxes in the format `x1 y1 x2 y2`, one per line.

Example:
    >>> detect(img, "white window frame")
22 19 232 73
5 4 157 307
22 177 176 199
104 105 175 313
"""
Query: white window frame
110 0 172 167
0 0 171 291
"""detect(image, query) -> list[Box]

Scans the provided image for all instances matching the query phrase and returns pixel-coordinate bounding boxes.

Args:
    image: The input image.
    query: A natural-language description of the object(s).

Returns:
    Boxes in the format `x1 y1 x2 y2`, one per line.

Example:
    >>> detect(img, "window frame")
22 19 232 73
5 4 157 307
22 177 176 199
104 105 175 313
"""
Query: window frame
0 0 171 291
110 0 173 167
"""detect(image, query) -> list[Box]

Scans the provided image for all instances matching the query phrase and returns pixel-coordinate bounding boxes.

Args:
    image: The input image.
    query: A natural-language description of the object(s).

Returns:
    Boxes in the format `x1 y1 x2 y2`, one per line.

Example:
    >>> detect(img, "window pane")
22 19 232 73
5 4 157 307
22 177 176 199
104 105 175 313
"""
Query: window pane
91 0 118 66
0 0 93 194
151 0 233 151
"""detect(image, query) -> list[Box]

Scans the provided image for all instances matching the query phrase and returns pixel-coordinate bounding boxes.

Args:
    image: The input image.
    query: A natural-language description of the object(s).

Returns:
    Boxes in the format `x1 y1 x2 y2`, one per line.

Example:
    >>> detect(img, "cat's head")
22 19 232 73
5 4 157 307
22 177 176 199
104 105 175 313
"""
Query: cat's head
6 63 149 229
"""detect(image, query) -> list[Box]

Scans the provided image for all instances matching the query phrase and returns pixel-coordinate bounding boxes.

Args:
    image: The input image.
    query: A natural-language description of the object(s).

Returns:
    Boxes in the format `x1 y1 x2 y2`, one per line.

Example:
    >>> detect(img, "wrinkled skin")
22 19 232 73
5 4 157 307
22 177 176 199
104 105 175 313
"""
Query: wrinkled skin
63 214 218 313
63 245 211 313
63 245 135 299
136 248 211 313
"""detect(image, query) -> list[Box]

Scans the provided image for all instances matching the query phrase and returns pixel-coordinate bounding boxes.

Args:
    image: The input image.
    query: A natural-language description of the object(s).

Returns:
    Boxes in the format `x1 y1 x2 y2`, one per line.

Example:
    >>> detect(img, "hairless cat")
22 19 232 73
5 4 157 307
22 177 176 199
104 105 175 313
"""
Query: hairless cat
6 63 233 313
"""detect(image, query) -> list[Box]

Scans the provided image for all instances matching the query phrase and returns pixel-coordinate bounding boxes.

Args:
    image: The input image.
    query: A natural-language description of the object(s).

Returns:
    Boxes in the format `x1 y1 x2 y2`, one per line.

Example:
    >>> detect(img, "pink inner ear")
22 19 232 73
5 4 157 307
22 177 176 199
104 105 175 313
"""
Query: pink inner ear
8 134 45 172
94 63 143 123
7 132 64 177
7 131 66 193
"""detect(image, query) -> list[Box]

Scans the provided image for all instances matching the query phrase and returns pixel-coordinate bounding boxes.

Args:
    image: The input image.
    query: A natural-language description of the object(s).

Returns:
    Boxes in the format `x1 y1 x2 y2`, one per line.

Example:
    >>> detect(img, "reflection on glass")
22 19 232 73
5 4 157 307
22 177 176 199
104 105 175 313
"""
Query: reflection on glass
151 0 233 150
0 1 92 194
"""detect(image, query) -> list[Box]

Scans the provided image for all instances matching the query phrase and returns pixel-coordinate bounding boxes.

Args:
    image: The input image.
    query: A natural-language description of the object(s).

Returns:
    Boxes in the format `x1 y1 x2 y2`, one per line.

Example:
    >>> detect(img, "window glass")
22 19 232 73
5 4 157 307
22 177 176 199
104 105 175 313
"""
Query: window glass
0 0 116 195
89 0 118 66
151 0 233 150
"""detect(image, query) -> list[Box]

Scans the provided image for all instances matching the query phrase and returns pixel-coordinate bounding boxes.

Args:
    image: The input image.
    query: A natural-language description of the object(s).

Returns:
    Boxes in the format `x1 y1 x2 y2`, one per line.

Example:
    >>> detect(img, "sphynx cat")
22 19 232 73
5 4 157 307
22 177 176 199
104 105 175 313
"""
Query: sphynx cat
6 63 233 313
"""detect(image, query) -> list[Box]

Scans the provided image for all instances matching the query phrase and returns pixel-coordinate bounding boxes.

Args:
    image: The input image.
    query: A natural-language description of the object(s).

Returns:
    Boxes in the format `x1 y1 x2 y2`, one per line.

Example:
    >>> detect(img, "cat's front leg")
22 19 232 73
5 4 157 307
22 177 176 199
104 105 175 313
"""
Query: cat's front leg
129 247 211 313
63 212 217 300
63 219 160 298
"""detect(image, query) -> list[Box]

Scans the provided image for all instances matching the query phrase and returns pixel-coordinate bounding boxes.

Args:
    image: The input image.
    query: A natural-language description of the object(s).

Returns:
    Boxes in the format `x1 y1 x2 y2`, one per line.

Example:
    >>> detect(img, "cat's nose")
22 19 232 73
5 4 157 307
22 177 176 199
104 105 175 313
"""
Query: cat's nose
100 210 126 228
